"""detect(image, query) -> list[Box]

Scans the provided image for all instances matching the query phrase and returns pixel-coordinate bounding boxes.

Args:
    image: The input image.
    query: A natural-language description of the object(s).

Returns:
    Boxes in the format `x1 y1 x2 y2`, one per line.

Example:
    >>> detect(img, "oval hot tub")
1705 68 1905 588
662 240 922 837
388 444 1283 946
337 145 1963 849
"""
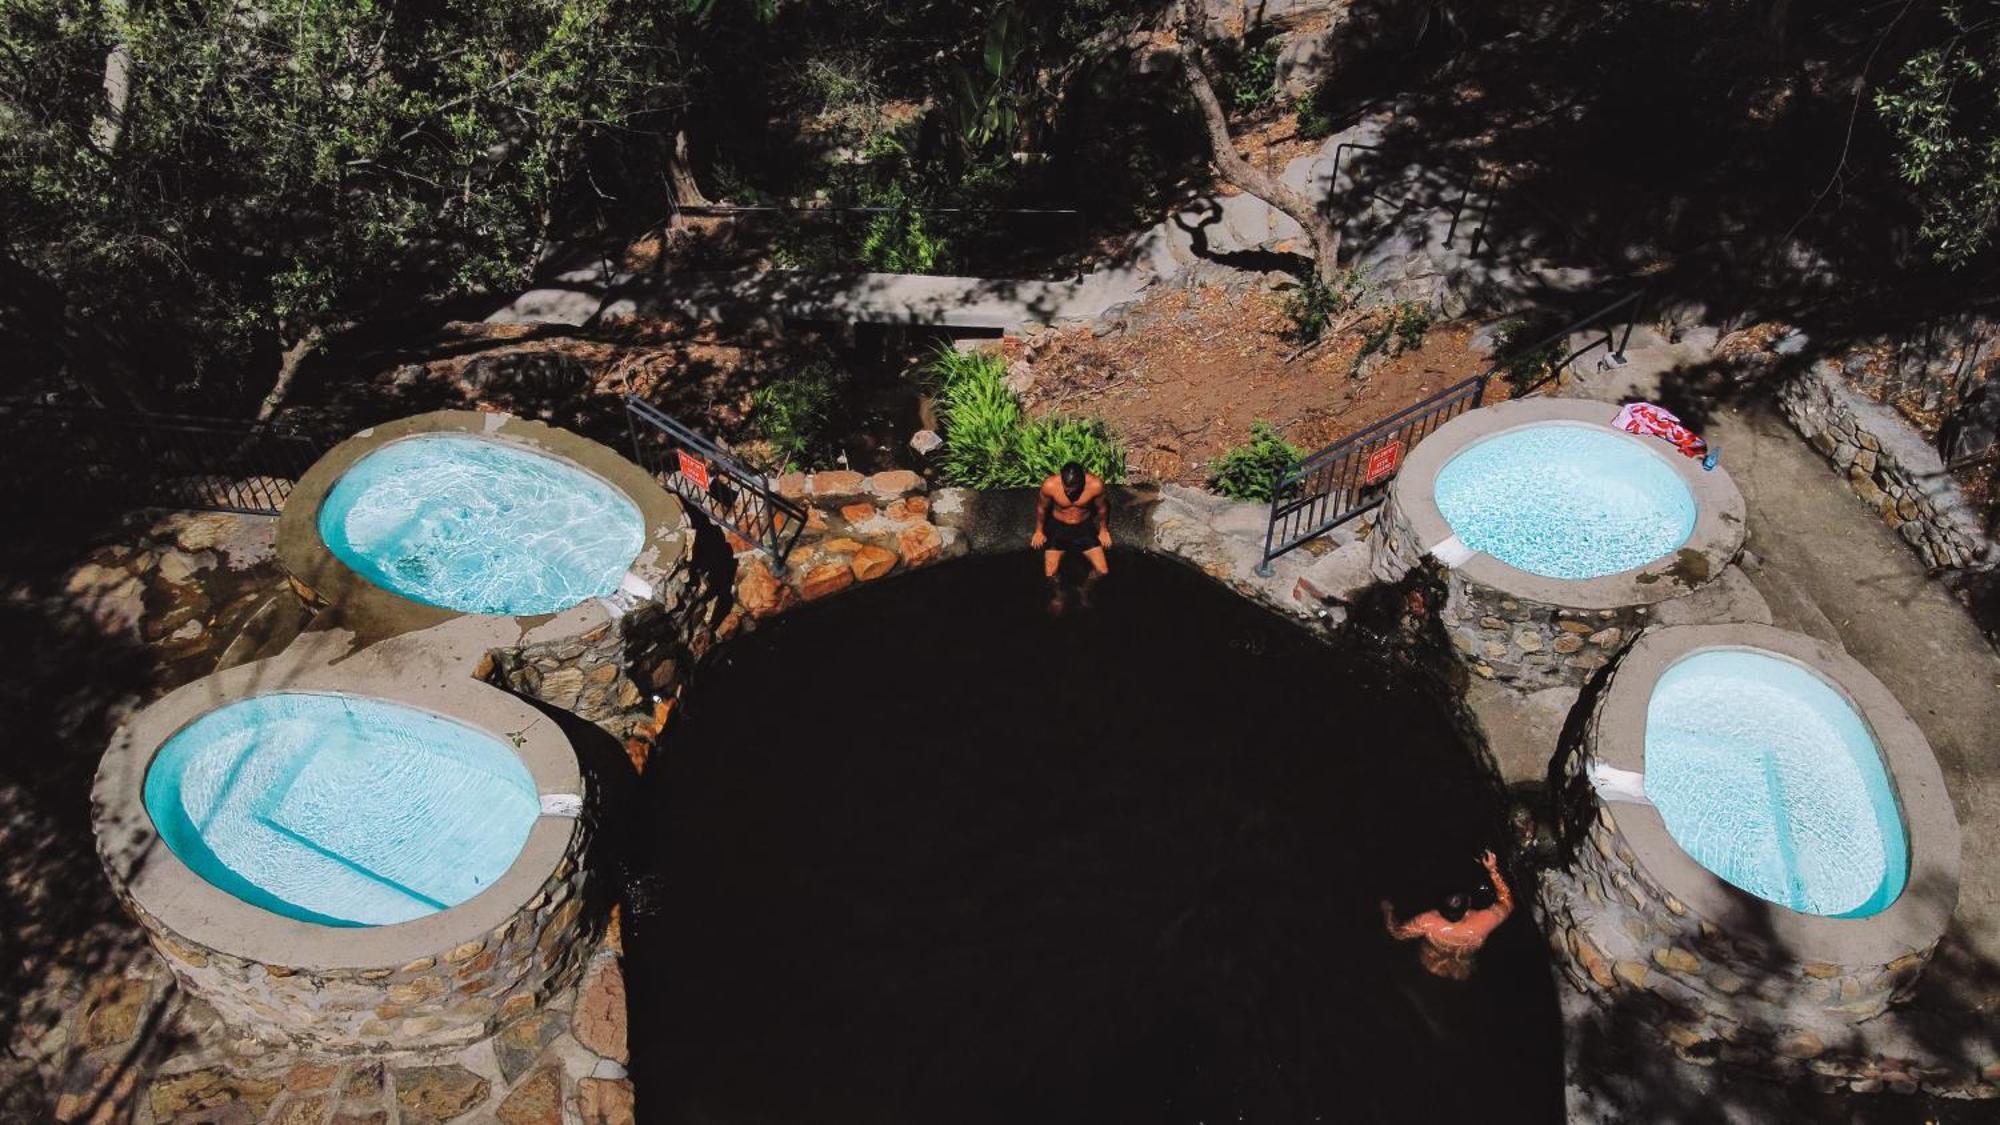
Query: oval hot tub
1543 623 1959 1059
144 692 541 927
1644 650 1908 919
93 646 596 1052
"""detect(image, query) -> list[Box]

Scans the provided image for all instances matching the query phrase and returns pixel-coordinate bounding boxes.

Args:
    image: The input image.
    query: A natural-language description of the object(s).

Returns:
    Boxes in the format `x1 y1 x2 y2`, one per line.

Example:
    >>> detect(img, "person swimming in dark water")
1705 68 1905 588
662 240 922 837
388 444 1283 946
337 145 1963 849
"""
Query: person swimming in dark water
1381 850 1514 980
1031 461 1109 612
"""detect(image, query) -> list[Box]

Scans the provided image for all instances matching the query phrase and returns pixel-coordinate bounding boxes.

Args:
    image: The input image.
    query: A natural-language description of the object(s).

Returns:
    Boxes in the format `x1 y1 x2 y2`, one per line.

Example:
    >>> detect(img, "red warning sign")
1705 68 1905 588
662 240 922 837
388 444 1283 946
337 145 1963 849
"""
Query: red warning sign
1364 440 1403 485
675 449 711 490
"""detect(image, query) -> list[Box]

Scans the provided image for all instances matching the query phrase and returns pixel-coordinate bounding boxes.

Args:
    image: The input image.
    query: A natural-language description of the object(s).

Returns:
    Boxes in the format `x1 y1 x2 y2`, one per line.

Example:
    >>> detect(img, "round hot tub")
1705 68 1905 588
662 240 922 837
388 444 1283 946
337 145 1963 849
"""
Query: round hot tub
1433 423 1698 581
92 645 596 1051
1544 623 1959 1056
1372 399 1746 687
318 433 645 617
278 411 704 741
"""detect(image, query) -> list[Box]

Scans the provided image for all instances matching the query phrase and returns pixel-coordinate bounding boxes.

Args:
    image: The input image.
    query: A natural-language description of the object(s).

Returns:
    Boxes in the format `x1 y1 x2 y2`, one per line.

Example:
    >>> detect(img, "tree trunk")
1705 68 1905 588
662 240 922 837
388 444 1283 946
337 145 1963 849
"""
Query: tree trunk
667 125 708 208
255 326 325 422
1176 15 1343 283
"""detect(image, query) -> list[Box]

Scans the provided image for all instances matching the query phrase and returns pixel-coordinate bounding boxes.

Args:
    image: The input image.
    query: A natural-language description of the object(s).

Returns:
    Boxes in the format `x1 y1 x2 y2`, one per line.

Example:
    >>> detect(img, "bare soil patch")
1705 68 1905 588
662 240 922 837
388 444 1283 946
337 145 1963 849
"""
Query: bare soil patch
1008 284 1489 486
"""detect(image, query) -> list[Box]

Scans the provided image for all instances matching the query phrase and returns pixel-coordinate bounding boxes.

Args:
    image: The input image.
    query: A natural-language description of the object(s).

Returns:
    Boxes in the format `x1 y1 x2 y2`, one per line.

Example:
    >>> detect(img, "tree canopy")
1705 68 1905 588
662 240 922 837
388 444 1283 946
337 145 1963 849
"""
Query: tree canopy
0 0 687 406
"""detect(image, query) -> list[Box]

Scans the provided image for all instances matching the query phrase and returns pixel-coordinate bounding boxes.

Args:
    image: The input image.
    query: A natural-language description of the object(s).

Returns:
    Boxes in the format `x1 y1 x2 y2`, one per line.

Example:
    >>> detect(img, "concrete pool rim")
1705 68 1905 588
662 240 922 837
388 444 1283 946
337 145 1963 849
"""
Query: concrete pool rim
91 647 583 972
1593 622 1960 966
1391 398 1747 610
277 409 687 634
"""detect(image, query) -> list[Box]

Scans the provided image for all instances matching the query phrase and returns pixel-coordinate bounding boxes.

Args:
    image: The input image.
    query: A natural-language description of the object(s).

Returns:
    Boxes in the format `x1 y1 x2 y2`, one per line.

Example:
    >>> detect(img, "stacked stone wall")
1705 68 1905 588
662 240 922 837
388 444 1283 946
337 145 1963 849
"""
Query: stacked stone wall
110 820 595 1055
1779 363 1993 574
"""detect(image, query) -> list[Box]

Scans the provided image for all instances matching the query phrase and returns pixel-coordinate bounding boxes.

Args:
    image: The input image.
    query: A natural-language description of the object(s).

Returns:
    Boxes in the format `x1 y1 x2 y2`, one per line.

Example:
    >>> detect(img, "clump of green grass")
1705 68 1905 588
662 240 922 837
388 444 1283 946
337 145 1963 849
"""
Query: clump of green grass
1282 268 1369 345
752 361 846 470
1352 301 1436 375
926 348 1124 487
1209 421 1303 502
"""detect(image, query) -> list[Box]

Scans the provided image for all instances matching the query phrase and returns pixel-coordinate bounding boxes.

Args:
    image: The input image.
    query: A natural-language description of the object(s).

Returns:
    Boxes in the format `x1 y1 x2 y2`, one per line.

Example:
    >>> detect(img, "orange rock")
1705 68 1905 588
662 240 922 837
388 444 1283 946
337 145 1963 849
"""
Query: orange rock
823 537 865 553
735 560 790 618
571 959 629 1064
805 507 828 533
897 522 943 566
839 502 878 525
799 561 853 600
809 470 866 501
776 472 807 500
724 530 755 554
579 1077 636 1125
867 469 924 498
851 545 898 581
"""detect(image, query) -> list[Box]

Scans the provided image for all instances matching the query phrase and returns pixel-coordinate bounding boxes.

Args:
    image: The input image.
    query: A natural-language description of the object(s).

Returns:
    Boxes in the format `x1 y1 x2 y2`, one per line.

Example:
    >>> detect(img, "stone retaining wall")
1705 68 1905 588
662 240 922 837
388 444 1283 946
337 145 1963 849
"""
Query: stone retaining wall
1779 363 1993 574
118 821 594 1055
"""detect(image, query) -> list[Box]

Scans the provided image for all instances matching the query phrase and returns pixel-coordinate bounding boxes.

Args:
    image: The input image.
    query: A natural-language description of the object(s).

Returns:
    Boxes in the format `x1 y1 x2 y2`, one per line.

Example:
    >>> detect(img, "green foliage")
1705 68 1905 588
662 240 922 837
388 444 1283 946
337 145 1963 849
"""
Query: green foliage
1492 316 1568 395
0 0 684 401
1294 83 1338 140
934 350 1026 487
1282 269 1370 344
859 181 950 273
1353 301 1435 373
928 348 1124 488
1875 5 2000 268
1210 422 1302 503
1219 30 1283 113
1017 415 1126 484
752 361 846 469
941 3 1033 155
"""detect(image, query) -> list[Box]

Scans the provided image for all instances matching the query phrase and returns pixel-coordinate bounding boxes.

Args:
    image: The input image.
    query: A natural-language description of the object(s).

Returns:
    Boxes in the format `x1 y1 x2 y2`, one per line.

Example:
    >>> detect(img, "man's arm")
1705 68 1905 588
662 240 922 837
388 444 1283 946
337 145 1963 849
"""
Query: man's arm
1031 486 1050 547
1380 900 1427 941
1093 485 1111 546
1482 851 1515 919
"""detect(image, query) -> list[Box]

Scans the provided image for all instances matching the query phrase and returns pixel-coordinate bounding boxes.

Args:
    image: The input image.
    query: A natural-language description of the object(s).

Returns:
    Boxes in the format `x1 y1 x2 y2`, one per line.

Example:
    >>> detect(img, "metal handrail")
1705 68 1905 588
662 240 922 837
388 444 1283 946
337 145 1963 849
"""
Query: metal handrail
1253 290 1650 573
622 396 808 572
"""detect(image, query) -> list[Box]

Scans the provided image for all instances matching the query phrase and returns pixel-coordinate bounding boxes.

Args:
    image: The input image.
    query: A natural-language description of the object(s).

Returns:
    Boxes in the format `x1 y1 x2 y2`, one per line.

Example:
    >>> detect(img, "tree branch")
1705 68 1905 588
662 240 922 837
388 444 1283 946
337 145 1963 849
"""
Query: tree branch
1174 5 1341 282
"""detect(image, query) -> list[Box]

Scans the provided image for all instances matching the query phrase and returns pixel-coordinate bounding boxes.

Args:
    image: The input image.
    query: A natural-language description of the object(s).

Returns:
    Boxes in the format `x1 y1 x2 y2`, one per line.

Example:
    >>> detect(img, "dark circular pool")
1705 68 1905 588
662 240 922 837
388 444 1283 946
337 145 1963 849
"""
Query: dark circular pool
625 551 1561 1124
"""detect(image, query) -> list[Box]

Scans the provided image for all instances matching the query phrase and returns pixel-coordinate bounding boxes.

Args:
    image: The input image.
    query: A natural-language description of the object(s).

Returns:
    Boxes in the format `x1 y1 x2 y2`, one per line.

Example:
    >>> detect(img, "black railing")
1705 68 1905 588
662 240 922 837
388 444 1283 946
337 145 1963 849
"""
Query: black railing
1507 290 1647 397
622 397 808 572
1254 291 1649 573
1330 142 1498 260
0 402 330 516
1256 375 1488 574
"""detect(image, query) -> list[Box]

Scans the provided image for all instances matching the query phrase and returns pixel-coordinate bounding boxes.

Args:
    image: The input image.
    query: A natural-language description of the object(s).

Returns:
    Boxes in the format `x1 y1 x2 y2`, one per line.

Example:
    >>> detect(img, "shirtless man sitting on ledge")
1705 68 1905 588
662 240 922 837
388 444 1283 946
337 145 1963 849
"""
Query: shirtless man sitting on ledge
1031 461 1109 612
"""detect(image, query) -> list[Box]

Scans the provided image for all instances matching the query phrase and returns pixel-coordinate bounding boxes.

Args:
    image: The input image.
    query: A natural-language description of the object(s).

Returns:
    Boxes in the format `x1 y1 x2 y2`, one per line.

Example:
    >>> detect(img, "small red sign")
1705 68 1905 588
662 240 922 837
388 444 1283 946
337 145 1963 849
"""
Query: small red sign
675 449 711 491
1365 440 1403 485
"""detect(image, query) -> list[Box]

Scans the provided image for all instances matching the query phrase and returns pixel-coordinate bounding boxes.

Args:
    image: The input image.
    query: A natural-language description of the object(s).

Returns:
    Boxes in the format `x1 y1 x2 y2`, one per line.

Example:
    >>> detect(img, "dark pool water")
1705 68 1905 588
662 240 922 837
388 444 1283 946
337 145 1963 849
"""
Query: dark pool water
625 551 1562 1124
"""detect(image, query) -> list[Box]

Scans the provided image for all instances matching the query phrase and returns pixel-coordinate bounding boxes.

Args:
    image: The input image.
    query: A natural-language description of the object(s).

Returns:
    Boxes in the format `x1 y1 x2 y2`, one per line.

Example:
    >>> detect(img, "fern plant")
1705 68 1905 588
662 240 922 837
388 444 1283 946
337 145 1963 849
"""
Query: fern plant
1210 422 1303 503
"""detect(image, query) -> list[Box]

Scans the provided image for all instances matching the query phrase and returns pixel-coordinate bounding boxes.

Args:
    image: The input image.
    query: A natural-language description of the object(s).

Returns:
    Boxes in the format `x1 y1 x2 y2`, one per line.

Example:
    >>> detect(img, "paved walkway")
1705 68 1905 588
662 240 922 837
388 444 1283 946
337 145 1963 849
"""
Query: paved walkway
489 263 1157 331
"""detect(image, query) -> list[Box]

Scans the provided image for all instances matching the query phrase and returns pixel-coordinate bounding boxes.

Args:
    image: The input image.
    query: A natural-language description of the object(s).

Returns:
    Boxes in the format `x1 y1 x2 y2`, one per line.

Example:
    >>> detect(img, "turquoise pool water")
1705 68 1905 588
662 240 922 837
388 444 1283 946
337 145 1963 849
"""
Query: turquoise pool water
144 693 541 926
1644 651 1907 918
319 434 644 616
1434 423 1697 579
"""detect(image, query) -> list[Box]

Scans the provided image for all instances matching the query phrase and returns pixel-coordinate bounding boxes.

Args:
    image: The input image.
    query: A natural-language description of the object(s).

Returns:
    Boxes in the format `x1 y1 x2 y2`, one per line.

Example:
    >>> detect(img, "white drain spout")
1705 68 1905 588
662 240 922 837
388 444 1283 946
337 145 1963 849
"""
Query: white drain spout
540 793 584 818
1427 534 1477 567
1587 762 1652 807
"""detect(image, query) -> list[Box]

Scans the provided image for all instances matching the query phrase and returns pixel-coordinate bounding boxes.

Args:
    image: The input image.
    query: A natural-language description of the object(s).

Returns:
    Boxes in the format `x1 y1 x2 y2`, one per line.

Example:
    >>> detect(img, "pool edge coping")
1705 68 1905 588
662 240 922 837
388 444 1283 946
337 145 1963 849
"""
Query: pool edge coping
1393 398 1747 610
1596 623 1961 967
92 638 584 971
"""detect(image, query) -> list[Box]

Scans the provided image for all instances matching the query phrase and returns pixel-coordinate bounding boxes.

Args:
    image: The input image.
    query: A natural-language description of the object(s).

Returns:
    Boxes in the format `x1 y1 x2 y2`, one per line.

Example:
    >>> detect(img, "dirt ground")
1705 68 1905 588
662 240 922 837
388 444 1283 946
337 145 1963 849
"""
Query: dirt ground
1006 283 1491 486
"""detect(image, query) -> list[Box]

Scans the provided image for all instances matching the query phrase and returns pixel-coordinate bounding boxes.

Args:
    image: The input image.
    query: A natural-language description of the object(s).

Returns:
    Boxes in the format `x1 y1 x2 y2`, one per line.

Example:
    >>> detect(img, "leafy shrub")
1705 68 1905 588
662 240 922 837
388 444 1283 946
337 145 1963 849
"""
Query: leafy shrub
1491 316 1569 395
859 182 950 273
934 350 1026 487
1210 421 1303 502
752 361 846 469
1282 268 1368 344
1219 31 1283 113
927 348 1124 487
1018 415 1126 484
1294 84 1337 140
1352 301 1436 374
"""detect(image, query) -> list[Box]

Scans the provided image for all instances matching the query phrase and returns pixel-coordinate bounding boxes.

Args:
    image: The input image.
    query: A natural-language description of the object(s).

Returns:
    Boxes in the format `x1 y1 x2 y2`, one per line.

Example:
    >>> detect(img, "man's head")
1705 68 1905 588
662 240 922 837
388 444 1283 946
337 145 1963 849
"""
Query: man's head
1439 891 1471 923
1059 461 1085 498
